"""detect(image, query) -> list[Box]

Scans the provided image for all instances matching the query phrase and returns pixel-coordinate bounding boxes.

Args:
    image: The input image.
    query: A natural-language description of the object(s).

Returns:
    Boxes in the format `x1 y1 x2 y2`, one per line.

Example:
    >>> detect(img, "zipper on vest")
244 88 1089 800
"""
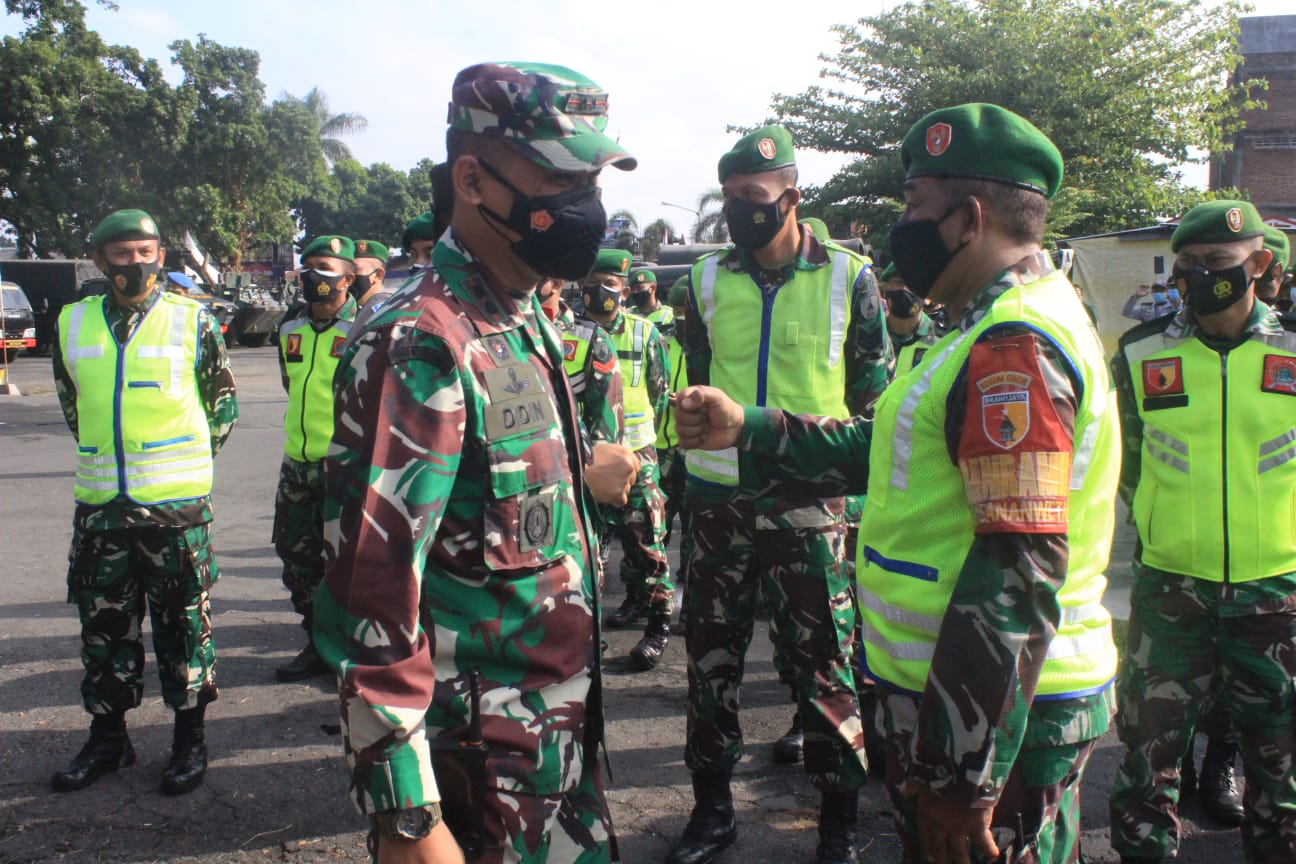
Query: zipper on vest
112 333 128 496
298 329 320 461
755 280 778 407
1220 351 1230 584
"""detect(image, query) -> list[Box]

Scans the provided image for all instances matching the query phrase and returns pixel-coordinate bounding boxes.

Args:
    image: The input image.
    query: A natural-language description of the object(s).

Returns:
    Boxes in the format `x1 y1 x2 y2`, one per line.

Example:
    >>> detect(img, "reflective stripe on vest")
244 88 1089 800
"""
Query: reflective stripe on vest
858 267 1119 698
281 316 353 463
60 294 212 505
1123 320 1296 581
687 245 859 486
611 314 655 450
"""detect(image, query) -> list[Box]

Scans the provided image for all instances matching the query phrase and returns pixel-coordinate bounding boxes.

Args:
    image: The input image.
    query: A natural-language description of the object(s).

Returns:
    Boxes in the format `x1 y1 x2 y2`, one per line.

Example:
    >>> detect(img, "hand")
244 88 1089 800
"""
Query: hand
376 822 465 864
1134 283 1151 297
673 386 745 451
585 442 639 506
904 781 998 864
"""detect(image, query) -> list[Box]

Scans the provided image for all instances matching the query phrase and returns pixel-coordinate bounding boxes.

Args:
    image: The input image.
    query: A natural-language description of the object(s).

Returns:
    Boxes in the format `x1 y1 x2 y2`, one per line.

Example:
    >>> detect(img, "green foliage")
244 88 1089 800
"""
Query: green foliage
692 188 728 243
295 159 427 247
765 0 1263 238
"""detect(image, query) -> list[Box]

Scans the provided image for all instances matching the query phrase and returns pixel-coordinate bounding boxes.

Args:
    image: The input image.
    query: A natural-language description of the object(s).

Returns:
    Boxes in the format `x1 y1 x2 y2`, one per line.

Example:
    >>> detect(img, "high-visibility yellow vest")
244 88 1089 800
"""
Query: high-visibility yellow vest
1122 315 1296 581
561 317 598 398
608 312 656 450
859 268 1119 699
59 293 213 505
645 304 674 335
685 244 863 486
280 315 353 462
656 334 688 450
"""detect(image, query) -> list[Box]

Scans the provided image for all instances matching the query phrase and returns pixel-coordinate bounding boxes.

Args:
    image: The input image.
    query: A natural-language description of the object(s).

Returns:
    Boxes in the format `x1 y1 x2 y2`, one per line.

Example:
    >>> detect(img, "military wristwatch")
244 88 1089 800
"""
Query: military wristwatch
370 803 442 841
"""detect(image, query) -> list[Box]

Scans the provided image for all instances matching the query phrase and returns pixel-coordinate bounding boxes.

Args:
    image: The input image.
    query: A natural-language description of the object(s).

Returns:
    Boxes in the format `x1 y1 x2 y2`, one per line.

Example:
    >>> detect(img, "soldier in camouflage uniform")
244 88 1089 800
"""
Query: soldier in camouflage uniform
50 209 238 796
312 62 639 864
273 235 358 682
668 126 891 864
582 248 675 670
1109 200 1296 864
880 263 940 373
675 104 1122 864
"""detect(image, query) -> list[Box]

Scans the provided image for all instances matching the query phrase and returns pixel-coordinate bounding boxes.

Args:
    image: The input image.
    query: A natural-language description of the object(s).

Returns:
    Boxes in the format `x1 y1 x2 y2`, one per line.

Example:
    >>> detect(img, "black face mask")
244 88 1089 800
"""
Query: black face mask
1173 261 1253 316
582 285 622 316
631 290 652 307
106 260 162 298
888 202 969 299
300 268 345 302
477 160 607 281
886 288 922 319
724 193 787 251
350 272 372 300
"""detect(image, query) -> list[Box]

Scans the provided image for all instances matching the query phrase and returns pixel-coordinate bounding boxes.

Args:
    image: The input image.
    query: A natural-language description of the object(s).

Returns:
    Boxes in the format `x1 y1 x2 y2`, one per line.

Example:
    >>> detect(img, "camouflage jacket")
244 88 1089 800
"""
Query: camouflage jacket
682 225 893 527
731 254 1111 806
548 300 624 446
52 288 238 530
313 231 602 815
596 308 669 431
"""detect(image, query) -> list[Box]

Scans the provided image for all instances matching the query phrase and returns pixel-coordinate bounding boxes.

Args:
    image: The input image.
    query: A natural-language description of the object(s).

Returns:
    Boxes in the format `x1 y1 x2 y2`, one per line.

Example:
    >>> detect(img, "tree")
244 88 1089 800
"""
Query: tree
692 189 728 243
284 86 367 166
640 218 677 261
296 159 421 245
764 0 1262 241
607 208 639 251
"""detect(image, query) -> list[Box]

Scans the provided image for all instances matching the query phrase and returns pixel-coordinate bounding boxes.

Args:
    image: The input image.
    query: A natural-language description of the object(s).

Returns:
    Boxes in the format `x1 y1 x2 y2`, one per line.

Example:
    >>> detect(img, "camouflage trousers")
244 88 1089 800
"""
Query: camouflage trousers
606 446 673 619
66 523 219 714
273 455 326 630
657 446 692 589
879 689 1099 864
1110 569 1296 863
682 508 866 792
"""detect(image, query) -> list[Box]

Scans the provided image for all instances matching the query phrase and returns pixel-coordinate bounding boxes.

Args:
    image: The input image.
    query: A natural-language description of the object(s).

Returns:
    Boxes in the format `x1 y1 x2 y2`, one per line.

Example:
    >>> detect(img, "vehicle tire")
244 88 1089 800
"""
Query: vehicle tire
237 331 269 348
3 349 18 362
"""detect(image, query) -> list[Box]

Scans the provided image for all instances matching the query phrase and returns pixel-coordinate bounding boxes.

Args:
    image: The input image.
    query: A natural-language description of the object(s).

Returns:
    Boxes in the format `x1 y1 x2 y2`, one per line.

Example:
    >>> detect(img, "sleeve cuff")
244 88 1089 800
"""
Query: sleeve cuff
357 732 440 812
740 406 783 454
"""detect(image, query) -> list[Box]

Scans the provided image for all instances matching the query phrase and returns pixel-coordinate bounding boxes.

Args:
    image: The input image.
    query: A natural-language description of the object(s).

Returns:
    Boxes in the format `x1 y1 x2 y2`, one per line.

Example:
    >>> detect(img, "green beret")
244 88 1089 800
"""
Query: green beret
301 235 356 263
667 276 689 308
449 62 636 173
901 103 1063 199
799 217 829 242
592 248 633 276
92 209 160 248
630 270 656 286
401 213 438 250
354 239 389 263
1263 225 1289 273
1171 200 1265 252
880 263 900 284
718 125 796 183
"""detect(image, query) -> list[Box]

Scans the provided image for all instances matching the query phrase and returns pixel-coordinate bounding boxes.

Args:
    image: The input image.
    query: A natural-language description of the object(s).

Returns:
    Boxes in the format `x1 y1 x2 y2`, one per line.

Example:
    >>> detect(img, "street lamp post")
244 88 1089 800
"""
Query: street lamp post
661 201 701 244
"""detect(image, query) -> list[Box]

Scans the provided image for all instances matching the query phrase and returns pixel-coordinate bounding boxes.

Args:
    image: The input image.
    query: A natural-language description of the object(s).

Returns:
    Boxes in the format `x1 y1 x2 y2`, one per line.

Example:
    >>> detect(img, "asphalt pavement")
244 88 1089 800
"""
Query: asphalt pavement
0 346 1242 863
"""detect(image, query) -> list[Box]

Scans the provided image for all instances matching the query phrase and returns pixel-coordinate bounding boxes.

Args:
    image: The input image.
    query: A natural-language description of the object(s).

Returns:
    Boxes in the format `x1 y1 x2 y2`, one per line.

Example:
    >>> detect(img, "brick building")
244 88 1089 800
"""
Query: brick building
1212 15 1296 221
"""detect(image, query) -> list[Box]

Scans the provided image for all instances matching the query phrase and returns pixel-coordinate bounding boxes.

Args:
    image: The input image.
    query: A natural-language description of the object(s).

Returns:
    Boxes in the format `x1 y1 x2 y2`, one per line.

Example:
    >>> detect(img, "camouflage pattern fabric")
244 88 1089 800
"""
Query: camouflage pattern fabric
66 520 219 714
1109 566 1296 863
682 506 866 793
606 446 673 620
313 231 606 823
273 455 326 630
657 447 691 587
52 287 238 531
880 688 1108 864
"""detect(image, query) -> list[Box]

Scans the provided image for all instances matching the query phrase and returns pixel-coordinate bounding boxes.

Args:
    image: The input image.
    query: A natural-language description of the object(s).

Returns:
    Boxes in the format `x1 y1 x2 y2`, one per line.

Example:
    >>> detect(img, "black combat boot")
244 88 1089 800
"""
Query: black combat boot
814 789 860 864
604 593 648 629
1198 736 1244 826
665 771 737 864
161 705 208 795
276 639 328 682
629 614 670 670
51 711 135 793
772 710 804 764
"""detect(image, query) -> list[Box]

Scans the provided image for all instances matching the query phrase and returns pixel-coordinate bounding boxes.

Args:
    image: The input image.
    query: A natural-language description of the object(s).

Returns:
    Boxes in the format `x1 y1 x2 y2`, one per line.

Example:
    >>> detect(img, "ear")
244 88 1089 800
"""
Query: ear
373 265 386 281
783 187 802 209
957 196 983 244
452 155 485 206
1251 249 1274 280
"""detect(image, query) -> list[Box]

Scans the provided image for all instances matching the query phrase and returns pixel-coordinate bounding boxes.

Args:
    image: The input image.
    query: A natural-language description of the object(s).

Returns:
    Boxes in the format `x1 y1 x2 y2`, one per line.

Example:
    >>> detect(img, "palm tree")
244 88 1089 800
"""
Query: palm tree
286 87 368 166
608 209 639 252
692 189 728 243
640 218 676 261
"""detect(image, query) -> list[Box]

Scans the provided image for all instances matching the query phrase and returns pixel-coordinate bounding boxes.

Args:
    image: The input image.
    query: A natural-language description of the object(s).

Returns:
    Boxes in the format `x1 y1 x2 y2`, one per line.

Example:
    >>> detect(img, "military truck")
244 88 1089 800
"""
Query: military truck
0 259 101 354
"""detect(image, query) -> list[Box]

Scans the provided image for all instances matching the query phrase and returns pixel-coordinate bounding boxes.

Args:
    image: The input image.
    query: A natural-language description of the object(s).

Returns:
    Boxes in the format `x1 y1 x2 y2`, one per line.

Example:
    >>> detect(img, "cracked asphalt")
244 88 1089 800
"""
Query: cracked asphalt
0 348 1241 863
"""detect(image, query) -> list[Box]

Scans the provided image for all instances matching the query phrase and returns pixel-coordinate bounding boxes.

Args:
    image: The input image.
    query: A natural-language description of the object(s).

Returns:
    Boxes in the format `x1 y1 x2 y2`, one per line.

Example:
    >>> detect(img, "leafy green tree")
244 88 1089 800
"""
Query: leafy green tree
283 86 367 166
765 0 1262 241
296 159 420 246
640 218 676 261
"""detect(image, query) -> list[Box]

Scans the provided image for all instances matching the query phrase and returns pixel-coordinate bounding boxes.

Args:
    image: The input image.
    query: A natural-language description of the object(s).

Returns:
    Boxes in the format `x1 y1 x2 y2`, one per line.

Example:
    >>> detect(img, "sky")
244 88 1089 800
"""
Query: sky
3 0 1291 243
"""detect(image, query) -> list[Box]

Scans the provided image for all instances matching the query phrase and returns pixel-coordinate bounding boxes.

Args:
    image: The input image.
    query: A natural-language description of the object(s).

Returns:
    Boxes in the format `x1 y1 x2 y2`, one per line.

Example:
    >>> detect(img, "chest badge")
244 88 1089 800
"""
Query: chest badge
1142 357 1184 397
285 333 302 357
331 336 346 358
1262 355 1296 396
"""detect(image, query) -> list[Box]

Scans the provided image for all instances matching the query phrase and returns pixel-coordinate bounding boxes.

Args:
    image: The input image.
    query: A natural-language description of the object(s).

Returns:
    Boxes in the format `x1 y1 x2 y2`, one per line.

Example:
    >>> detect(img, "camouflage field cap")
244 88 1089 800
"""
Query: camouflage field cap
901 103 1063 199
592 248 633 275
799 217 829 242
401 213 438 250
718 125 796 183
1171 200 1265 252
300 235 356 263
354 239 390 263
630 270 656 287
667 276 689 308
92 209 160 248
1263 225 1290 274
449 62 636 173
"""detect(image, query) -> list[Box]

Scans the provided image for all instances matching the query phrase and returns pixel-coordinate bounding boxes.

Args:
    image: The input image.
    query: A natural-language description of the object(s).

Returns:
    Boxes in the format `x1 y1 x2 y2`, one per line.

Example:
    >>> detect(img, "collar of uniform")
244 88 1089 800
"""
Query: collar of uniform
554 299 576 327
956 250 1056 333
721 222 829 282
432 229 530 334
1176 297 1283 346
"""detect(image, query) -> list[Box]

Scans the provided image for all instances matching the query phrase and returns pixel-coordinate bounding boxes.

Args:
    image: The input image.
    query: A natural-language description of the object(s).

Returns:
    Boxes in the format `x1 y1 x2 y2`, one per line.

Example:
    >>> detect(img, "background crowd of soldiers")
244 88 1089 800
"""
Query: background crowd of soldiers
42 59 1296 864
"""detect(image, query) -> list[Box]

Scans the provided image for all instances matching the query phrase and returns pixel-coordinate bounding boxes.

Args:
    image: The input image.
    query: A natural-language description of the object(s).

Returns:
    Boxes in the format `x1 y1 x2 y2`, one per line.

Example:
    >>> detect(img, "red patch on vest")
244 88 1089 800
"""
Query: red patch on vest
331 336 346 358
1142 357 1183 396
285 333 301 356
562 337 578 362
1262 354 1296 396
